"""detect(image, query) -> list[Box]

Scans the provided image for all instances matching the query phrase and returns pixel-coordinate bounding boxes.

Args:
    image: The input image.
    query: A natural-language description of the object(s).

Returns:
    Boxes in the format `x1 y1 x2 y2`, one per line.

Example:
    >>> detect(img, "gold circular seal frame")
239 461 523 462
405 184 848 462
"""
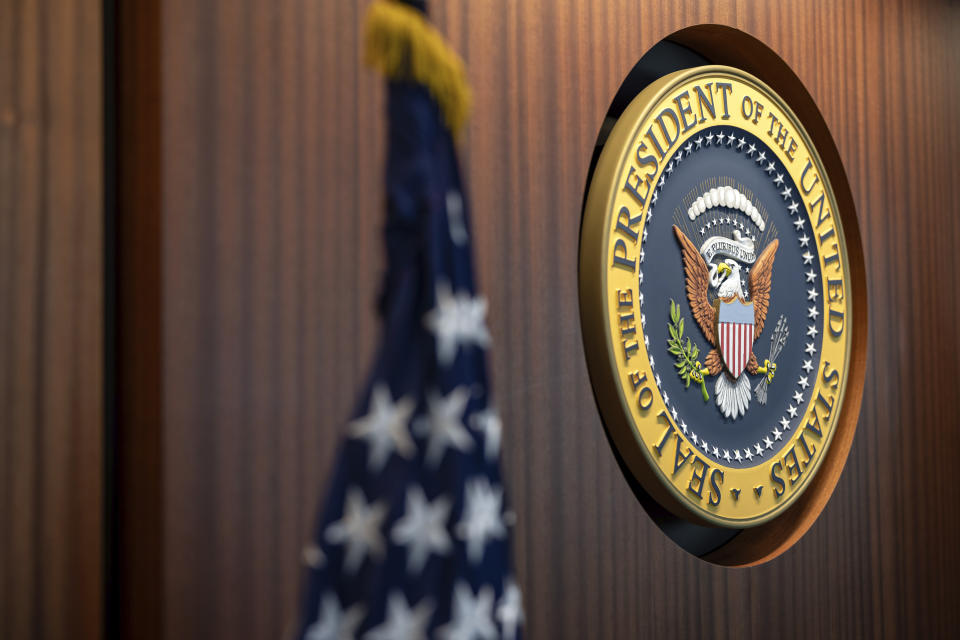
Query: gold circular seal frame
580 64 859 535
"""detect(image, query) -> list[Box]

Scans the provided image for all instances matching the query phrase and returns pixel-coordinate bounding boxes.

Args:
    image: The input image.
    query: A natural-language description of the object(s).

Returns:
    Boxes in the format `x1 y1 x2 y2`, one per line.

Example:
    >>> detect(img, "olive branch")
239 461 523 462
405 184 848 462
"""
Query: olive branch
668 299 710 402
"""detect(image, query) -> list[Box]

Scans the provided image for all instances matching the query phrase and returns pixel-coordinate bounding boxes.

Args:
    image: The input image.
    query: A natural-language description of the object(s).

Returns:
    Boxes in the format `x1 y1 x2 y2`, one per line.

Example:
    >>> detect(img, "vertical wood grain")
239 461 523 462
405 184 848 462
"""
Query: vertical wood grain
115 0 960 638
0 0 103 638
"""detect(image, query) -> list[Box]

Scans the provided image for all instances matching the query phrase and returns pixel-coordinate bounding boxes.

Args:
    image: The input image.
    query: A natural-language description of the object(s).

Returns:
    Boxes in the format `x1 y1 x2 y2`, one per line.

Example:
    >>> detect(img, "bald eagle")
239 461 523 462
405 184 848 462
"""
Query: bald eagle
673 225 779 419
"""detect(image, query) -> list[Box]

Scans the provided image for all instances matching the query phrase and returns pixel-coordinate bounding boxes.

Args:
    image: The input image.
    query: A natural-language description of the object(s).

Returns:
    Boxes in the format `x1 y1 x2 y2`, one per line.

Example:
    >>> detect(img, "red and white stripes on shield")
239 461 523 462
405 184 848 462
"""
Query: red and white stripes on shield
719 322 754 378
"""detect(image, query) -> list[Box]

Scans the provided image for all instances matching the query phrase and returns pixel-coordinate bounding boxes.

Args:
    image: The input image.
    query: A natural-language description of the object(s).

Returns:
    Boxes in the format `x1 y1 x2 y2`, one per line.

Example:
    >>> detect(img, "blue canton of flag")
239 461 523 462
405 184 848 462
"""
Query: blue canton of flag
294 2 523 639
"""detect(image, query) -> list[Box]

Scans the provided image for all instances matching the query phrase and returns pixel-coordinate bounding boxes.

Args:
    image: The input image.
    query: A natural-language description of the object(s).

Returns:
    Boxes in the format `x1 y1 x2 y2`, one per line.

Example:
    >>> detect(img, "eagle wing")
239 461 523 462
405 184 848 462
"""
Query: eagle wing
672 225 716 346
748 238 779 335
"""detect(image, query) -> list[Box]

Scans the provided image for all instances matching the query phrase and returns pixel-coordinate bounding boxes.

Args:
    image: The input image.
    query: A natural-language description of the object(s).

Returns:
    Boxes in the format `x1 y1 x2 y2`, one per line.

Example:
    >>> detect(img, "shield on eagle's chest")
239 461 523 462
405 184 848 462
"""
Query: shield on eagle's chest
718 300 755 378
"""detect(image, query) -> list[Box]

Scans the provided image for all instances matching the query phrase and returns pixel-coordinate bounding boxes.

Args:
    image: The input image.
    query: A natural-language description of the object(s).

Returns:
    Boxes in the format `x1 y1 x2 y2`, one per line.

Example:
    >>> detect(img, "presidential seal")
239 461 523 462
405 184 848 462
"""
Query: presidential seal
579 66 856 528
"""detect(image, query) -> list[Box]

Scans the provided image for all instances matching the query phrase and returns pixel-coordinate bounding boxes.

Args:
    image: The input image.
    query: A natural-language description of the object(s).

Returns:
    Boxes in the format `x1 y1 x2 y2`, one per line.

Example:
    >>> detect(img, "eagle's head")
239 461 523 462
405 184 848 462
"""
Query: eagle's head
711 259 744 299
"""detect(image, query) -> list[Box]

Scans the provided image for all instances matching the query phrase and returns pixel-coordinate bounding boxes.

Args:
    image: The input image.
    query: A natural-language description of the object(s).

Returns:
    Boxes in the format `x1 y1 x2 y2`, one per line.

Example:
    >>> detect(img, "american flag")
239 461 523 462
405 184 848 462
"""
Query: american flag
293 2 522 639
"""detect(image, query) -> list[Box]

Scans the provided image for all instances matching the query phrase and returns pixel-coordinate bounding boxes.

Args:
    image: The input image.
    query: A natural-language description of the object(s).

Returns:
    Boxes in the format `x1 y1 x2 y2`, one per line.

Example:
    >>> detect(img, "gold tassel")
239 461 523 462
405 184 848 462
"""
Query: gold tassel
364 0 472 137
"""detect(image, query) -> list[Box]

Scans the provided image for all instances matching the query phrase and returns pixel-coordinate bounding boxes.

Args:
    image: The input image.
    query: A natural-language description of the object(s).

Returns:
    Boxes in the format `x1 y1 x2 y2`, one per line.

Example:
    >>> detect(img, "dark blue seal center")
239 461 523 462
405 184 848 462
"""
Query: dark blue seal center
639 125 823 468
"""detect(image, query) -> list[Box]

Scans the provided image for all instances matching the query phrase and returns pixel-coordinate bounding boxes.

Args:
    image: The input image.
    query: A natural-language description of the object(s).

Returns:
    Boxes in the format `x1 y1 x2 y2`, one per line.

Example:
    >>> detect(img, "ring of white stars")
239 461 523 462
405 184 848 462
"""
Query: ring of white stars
637 127 822 466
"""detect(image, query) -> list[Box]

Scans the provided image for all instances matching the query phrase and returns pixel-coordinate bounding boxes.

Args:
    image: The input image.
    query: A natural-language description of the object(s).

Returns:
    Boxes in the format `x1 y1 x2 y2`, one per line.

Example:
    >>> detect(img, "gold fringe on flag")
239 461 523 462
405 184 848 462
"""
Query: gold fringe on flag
364 0 472 137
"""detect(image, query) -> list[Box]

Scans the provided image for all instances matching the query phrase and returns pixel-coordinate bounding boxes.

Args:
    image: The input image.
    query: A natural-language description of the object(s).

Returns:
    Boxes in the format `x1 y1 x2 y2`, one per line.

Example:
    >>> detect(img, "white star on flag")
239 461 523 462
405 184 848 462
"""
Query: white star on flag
419 387 474 467
304 592 366 640
424 283 491 366
302 544 325 569
364 591 435 640
445 190 469 247
324 487 388 574
496 580 524 640
348 383 416 473
437 582 497 640
470 407 503 461
456 477 507 564
391 486 453 575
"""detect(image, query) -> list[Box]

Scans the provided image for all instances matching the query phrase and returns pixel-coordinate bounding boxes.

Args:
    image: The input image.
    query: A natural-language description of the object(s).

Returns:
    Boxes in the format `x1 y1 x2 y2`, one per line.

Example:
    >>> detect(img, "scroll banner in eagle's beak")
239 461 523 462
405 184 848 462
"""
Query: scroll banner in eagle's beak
718 300 755 378
699 235 757 264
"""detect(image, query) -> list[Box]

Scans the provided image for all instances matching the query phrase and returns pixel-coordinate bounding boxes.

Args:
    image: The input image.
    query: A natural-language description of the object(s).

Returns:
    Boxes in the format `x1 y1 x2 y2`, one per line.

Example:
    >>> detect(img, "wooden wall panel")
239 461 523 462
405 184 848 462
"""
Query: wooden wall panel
0 0 103 639
117 0 960 638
